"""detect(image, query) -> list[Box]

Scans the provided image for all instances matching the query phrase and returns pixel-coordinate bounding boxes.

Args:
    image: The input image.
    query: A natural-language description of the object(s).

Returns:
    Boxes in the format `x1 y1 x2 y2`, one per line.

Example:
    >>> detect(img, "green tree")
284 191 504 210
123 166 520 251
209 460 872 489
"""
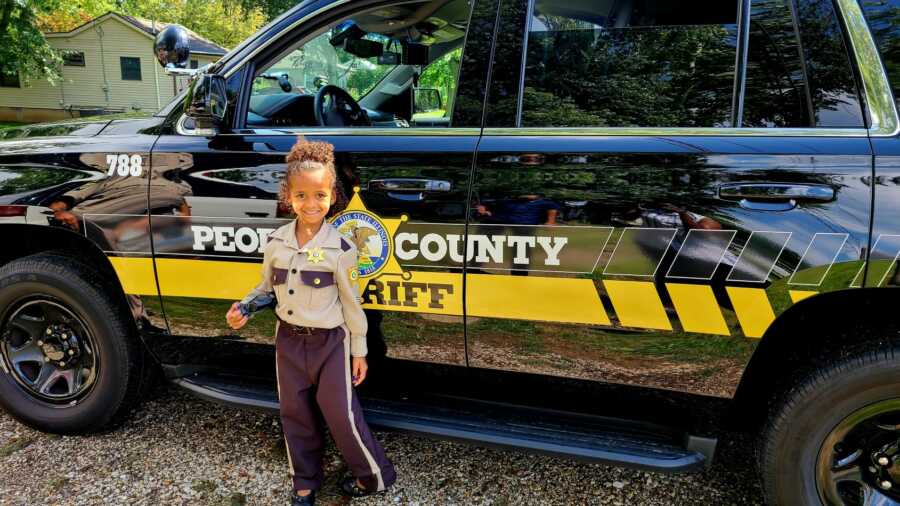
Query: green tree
35 0 114 32
35 0 266 50
419 47 461 115
0 0 65 84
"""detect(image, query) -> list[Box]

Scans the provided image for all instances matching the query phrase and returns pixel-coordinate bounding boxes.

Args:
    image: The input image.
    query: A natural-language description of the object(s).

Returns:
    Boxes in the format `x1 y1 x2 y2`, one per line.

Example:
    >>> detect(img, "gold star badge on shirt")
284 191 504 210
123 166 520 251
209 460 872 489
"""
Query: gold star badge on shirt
306 247 326 264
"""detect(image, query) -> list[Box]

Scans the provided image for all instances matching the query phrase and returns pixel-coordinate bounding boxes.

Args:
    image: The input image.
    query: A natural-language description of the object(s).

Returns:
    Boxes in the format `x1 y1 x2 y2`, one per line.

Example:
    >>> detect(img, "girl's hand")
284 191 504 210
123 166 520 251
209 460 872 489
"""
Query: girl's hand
226 302 248 330
351 357 368 386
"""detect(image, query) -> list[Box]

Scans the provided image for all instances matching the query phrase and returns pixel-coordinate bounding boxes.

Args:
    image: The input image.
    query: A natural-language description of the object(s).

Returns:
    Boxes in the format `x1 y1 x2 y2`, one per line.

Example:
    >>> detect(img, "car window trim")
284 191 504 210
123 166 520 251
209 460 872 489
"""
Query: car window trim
731 0 751 127
480 126 868 137
514 0 535 128
834 0 898 137
217 127 482 136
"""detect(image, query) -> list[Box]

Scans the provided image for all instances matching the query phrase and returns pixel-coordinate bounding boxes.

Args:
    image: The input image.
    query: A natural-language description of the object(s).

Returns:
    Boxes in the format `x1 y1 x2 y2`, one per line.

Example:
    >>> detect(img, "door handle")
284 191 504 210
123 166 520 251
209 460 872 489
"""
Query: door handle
368 178 452 192
718 183 835 202
718 183 834 211
368 178 451 201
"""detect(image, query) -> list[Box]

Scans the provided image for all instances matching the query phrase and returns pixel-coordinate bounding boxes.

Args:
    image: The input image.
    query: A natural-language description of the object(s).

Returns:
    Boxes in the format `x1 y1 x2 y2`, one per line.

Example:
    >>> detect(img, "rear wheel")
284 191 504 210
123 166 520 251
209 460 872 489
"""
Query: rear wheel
0 252 145 433
760 343 900 505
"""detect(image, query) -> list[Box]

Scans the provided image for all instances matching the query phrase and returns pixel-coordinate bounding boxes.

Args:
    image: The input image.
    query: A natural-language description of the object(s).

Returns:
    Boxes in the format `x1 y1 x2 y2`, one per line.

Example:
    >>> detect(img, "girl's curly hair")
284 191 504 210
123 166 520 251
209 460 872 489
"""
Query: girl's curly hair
278 136 338 208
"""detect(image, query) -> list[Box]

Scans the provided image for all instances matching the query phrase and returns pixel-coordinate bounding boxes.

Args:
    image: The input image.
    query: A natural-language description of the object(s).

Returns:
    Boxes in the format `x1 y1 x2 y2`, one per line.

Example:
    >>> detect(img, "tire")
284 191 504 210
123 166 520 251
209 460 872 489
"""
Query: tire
759 342 900 505
0 252 145 433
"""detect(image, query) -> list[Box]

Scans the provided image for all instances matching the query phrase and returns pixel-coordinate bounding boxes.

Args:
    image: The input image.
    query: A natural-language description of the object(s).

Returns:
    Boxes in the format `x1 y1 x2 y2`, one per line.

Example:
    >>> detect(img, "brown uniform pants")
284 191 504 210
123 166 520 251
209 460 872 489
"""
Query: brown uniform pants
275 322 396 492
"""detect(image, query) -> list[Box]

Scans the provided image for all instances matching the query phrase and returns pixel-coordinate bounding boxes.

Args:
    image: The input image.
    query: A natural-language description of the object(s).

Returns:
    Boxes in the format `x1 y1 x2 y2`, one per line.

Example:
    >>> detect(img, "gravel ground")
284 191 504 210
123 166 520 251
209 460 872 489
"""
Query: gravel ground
0 383 764 505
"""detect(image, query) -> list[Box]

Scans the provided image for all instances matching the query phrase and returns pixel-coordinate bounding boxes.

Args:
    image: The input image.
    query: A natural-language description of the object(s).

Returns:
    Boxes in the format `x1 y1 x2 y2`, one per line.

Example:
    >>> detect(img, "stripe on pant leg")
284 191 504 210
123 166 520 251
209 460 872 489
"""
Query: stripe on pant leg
341 333 384 491
274 341 296 477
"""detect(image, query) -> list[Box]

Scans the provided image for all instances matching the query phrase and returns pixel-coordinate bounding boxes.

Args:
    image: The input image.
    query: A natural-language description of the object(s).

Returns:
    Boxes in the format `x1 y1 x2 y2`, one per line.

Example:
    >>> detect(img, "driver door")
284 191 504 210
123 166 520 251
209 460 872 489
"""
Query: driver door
146 0 497 392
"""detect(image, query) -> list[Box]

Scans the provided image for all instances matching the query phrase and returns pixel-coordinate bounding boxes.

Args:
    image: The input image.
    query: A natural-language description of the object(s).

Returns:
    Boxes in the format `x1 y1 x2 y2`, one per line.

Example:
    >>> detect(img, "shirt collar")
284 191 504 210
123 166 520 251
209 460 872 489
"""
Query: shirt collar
270 219 342 251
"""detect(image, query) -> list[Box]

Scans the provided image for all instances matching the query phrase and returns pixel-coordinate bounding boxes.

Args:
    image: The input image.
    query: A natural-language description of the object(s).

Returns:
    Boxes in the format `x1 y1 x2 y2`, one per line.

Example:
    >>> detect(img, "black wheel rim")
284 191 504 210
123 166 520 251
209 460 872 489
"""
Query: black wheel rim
817 399 900 506
0 298 99 404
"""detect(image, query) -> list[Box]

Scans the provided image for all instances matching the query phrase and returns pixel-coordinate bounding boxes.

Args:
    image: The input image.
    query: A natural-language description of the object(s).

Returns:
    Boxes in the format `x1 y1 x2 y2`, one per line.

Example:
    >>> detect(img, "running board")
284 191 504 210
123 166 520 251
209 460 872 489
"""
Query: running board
172 373 710 473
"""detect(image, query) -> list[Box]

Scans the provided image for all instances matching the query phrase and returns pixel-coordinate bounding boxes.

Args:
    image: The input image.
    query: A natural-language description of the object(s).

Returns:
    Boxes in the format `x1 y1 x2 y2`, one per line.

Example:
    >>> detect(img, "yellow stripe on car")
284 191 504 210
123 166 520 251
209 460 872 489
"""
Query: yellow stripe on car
108 256 157 295
112 256 814 339
726 287 776 338
665 283 730 335
603 280 672 330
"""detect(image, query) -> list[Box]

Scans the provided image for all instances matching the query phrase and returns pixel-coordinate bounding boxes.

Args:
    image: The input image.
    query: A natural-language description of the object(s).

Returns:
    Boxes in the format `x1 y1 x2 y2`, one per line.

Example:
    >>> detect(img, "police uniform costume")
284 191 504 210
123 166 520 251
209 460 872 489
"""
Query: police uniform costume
241 219 396 493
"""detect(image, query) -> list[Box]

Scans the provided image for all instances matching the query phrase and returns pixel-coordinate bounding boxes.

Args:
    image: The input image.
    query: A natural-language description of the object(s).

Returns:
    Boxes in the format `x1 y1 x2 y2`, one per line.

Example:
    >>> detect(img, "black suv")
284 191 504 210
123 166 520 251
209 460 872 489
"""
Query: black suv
2 0 900 504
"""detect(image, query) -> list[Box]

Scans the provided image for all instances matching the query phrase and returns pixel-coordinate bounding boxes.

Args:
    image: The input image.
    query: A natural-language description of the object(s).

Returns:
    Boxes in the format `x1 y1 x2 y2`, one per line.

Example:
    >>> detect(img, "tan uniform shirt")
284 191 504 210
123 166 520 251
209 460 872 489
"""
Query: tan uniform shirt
241 219 368 357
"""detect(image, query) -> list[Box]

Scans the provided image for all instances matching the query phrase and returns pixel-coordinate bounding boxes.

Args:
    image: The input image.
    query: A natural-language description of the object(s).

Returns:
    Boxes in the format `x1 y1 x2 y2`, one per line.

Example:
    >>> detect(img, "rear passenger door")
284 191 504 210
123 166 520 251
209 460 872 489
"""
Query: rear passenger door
465 0 873 401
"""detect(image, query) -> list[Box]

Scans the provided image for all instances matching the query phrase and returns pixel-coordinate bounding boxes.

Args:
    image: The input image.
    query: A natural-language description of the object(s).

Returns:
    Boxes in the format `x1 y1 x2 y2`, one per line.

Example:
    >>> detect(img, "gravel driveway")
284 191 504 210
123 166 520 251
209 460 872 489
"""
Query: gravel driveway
0 383 764 505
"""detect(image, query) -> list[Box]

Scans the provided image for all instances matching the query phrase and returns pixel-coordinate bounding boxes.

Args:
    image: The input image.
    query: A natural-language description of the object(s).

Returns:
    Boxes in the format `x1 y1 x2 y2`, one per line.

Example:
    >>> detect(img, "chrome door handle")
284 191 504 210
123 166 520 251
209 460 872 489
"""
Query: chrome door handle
718 183 835 202
368 178 452 192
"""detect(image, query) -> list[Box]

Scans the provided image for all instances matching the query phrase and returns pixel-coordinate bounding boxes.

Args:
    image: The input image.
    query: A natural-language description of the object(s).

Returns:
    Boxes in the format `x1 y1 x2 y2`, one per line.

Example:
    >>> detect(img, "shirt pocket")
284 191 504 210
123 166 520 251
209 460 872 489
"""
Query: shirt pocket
270 266 289 302
298 270 337 313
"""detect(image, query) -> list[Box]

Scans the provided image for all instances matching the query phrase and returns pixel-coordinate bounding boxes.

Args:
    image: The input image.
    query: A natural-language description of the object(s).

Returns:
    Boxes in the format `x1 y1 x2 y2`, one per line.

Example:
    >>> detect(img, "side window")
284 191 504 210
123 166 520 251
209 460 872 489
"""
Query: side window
246 0 473 129
743 0 864 127
520 0 739 128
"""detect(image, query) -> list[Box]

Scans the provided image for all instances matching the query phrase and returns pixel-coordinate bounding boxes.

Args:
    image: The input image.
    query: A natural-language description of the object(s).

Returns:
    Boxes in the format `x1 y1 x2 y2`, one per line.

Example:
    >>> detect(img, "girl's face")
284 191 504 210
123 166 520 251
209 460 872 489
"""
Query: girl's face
287 168 336 227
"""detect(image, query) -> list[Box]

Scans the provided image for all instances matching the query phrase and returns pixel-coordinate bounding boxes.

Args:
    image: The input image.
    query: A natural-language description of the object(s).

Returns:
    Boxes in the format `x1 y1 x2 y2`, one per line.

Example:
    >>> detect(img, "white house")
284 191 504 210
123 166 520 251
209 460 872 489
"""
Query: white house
0 12 228 123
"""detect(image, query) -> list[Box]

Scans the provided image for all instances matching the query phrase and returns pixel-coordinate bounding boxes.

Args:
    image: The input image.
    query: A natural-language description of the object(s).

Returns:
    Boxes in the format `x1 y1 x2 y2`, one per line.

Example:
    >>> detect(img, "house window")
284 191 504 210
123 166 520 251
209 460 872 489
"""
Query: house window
63 52 85 66
120 57 142 81
0 68 19 88
190 59 199 69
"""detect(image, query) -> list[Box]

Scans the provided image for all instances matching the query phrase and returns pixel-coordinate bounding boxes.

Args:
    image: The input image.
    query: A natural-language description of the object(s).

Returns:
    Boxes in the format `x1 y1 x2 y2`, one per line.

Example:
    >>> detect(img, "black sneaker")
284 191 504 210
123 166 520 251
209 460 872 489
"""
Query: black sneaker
339 476 383 498
290 490 315 505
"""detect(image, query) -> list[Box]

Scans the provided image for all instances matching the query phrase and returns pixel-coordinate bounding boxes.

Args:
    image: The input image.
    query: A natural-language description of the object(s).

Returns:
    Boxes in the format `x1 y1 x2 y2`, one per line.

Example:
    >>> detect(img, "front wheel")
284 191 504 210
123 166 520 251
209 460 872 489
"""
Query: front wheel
0 252 145 433
760 343 900 505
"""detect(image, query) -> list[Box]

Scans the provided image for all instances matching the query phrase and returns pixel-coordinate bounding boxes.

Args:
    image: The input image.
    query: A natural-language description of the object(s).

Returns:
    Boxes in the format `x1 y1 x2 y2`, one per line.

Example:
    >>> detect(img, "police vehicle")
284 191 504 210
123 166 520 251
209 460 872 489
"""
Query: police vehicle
1 0 899 503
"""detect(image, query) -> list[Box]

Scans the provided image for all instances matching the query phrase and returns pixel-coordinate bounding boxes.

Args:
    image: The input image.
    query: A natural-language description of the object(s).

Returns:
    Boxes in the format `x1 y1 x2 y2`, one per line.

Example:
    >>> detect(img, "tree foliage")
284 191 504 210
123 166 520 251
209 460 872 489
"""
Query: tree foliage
35 0 266 50
0 0 65 84
115 0 266 50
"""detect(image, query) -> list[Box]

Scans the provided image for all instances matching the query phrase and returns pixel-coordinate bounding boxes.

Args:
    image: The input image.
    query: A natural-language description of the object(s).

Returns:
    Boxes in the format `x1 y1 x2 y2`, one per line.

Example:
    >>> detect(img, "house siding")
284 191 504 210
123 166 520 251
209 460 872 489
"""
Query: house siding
0 15 220 120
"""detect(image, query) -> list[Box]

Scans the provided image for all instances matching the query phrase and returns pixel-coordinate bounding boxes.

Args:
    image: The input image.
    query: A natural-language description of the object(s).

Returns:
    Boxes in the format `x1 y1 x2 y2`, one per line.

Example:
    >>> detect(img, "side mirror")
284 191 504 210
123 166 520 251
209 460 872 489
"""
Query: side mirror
414 88 442 114
154 25 191 69
184 74 227 134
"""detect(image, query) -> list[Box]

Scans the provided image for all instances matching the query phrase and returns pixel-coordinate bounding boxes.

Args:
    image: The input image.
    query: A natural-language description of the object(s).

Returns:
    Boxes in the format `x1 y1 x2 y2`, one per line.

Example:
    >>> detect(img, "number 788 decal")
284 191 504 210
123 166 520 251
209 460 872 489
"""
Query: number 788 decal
106 154 144 177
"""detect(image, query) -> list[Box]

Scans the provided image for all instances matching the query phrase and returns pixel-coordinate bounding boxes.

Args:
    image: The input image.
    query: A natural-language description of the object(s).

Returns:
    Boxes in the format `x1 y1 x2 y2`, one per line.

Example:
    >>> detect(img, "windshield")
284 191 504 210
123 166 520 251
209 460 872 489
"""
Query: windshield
254 29 397 100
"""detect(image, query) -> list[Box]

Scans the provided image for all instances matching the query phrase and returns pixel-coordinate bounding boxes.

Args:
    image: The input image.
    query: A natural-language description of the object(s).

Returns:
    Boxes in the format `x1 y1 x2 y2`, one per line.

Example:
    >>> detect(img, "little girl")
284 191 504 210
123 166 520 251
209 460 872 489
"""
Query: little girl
225 138 396 505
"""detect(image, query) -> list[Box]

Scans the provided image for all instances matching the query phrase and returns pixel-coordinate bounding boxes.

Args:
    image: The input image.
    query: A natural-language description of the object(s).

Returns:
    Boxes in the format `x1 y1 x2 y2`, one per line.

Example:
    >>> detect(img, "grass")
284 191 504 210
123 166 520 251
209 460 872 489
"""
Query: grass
0 437 33 457
191 479 218 495
47 476 70 493
471 316 756 363
0 121 25 130
412 109 447 119
147 290 755 364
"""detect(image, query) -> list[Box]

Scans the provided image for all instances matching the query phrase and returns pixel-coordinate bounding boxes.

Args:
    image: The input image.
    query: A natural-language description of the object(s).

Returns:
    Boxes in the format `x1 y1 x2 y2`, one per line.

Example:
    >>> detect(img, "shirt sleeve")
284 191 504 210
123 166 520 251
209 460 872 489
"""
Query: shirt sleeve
336 247 368 357
240 240 276 305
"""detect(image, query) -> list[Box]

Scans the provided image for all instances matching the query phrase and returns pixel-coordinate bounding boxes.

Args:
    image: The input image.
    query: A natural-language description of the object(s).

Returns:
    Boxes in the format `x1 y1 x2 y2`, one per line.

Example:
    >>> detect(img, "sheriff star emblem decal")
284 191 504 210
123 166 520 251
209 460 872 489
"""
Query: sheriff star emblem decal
306 247 325 264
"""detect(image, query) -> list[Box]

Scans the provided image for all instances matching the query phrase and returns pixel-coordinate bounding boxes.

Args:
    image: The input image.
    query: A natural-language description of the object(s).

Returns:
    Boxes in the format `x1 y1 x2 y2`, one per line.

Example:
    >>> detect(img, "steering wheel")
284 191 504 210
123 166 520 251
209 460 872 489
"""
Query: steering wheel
314 85 371 127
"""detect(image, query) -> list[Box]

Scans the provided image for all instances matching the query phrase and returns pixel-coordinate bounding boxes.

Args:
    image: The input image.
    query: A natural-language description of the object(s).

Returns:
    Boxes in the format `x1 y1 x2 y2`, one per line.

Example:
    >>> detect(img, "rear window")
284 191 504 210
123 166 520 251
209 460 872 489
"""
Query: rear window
520 0 739 128
742 0 864 127
512 0 864 128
